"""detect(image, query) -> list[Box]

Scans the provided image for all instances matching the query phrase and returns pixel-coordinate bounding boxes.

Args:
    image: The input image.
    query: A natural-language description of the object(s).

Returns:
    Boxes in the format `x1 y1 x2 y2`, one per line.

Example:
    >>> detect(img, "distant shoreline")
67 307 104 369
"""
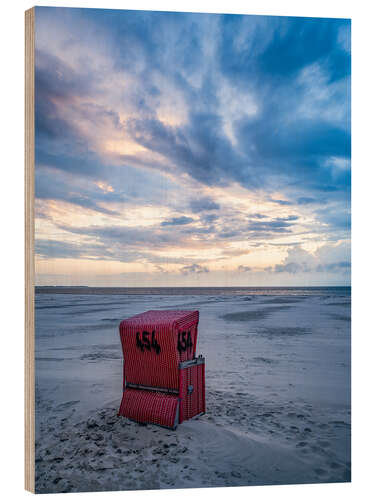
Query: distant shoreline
35 286 351 296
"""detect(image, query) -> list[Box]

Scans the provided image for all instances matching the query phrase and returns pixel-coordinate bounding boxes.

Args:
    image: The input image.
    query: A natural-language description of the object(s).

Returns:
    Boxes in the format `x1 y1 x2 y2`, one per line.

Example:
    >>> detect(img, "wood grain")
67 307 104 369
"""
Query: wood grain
25 7 35 494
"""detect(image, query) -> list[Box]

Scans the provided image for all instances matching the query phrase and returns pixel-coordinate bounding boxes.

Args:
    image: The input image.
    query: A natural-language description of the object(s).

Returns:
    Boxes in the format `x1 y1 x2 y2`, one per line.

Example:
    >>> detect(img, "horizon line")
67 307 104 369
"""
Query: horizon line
35 285 351 288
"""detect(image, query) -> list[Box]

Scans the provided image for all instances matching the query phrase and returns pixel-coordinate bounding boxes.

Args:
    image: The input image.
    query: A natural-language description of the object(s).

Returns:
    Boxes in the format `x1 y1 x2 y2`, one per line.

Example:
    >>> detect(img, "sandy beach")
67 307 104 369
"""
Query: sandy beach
34 288 351 493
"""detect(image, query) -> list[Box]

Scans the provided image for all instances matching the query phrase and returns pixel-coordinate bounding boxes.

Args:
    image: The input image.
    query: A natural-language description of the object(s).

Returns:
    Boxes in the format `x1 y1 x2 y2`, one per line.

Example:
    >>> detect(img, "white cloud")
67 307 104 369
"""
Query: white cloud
273 241 350 275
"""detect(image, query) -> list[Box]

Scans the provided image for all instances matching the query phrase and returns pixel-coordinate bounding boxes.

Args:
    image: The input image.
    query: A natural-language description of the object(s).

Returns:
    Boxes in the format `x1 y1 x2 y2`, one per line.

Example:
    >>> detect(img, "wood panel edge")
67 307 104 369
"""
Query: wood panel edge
25 6 35 494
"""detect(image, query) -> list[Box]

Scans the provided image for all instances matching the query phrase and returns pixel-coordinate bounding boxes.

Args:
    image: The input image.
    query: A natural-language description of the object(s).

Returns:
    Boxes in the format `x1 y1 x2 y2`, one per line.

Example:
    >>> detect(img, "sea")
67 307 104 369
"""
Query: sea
35 286 351 296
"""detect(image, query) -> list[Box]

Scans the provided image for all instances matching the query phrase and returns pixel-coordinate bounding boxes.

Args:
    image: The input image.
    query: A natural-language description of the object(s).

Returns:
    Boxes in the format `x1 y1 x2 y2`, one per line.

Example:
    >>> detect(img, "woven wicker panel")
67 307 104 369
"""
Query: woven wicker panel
119 310 199 390
118 388 179 429
179 362 205 423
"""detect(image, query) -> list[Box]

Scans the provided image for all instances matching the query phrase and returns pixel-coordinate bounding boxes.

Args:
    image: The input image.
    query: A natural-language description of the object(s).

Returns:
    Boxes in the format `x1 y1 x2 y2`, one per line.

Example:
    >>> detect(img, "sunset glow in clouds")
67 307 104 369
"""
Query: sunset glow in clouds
35 7 351 286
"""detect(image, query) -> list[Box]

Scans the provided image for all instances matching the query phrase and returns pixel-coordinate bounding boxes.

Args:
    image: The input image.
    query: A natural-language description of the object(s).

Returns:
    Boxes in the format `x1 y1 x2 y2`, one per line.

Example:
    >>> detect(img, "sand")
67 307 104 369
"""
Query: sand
34 291 351 493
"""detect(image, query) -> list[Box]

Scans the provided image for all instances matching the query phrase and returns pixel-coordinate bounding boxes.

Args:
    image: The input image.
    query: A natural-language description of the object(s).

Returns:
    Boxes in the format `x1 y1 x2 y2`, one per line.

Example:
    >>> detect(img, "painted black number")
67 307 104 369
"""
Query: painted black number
136 330 161 354
186 331 193 351
178 330 193 353
151 331 161 354
136 331 144 352
142 331 151 351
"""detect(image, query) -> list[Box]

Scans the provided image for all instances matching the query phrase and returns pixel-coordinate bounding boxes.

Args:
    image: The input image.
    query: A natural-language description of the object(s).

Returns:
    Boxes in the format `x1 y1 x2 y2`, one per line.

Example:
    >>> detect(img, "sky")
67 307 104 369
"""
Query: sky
34 7 351 287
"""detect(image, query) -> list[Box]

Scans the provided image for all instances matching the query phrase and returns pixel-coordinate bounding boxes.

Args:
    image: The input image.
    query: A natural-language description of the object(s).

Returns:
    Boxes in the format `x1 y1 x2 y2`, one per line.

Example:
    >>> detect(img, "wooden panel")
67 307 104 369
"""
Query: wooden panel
25 6 35 494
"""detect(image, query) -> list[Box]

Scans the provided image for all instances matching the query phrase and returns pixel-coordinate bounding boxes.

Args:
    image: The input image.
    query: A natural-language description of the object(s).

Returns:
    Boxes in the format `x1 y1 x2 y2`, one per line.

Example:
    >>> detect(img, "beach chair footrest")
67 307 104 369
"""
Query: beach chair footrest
118 388 179 429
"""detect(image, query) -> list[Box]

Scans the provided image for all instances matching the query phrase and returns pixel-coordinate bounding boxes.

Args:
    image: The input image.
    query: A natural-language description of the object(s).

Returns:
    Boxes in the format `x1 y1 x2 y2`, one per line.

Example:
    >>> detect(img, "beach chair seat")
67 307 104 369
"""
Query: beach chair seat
118 310 205 429
119 389 180 429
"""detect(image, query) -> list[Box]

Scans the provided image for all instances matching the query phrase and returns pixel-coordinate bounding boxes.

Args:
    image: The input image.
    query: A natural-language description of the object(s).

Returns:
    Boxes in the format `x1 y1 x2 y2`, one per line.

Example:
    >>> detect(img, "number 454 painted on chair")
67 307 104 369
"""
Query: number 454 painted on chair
136 331 161 354
135 329 193 355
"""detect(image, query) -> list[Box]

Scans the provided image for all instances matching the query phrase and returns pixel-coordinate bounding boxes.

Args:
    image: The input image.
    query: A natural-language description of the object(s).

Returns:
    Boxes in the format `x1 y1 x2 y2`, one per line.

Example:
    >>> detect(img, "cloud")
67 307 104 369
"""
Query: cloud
249 213 268 219
57 224 177 247
126 111 250 188
36 239 93 259
274 261 310 274
201 213 219 224
315 206 351 232
297 197 316 205
219 16 350 84
238 265 252 272
35 237 149 263
271 241 351 275
316 261 350 272
221 248 250 257
53 222 220 262
180 263 209 274
35 49 92 141
315 239 350 263
269 198 294 206
161 216 195 226
248 216 299 233
33 8 350 284
35 166 123 215
190 197 220 213
36 10 351 206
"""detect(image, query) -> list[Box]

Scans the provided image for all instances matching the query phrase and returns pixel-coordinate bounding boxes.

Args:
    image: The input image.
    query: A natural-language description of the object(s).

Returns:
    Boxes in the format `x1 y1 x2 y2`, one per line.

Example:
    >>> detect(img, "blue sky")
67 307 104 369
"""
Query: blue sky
34 7 350 286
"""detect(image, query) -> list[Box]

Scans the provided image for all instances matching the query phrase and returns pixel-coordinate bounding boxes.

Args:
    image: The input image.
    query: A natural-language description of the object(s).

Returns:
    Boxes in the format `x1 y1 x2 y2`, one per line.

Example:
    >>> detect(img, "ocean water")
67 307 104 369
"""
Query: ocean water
36 286 351 296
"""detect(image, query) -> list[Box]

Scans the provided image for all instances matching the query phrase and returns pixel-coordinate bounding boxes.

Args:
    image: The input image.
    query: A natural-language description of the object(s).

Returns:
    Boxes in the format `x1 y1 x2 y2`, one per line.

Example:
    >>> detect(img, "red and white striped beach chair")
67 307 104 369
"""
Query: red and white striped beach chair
118 310 206 429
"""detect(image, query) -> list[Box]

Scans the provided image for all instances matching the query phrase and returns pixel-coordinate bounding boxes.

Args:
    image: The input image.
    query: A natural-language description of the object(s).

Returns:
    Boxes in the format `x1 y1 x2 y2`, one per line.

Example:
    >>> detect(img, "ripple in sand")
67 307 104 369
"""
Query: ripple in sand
221 306 291 322
257 297 307 305
80 352 122 361
252 357 279 365
325 302 351 307
36 357 71 362
255 327 311 337
328 313 351 322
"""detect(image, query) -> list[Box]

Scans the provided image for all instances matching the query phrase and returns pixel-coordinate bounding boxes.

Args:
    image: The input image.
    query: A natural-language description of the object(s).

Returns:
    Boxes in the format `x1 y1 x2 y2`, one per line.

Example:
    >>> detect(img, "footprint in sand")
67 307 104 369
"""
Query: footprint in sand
314 468 327 476
330 462 340 469
317 440 330 448
55 400 80 411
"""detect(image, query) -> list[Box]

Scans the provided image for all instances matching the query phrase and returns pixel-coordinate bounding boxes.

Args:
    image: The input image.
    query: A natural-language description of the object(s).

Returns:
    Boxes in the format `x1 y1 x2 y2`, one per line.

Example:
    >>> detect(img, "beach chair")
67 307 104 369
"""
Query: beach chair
118 310 205 429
